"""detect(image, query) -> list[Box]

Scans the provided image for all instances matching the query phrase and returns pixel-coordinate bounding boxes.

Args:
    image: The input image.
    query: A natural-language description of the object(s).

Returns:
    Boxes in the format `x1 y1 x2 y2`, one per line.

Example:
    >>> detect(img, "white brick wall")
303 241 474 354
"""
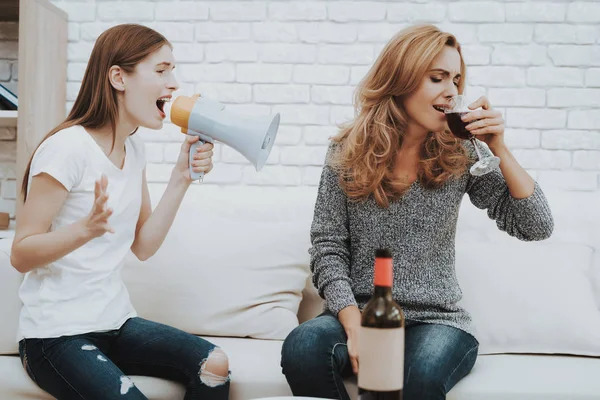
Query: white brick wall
1 1 598 219
56 0 600 194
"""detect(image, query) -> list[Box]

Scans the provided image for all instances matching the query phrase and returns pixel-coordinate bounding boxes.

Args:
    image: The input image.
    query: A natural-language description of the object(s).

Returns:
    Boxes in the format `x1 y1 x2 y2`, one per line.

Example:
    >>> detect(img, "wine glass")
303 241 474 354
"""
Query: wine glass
444 95 500 176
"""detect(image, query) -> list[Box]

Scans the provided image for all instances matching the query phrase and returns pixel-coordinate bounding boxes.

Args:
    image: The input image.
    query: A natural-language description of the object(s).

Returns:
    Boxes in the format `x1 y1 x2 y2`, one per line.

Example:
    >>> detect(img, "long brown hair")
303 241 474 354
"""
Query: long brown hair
21 24 171 200
329 24 470 208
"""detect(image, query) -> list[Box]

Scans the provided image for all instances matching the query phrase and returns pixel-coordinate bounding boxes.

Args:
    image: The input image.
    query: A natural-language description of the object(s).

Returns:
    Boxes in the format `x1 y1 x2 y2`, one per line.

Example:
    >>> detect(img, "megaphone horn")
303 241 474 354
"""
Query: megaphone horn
164 94 280 182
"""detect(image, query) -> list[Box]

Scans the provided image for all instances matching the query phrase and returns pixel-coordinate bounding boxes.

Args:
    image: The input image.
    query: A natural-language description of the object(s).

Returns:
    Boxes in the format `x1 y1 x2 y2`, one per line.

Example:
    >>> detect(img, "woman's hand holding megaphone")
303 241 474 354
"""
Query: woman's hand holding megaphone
164 91 280 182
173 135 214 184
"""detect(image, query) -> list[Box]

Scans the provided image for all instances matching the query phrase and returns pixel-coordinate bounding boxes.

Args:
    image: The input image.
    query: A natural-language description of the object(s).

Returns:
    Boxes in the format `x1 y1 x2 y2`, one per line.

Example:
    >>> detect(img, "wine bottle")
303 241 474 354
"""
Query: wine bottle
358 248 405 400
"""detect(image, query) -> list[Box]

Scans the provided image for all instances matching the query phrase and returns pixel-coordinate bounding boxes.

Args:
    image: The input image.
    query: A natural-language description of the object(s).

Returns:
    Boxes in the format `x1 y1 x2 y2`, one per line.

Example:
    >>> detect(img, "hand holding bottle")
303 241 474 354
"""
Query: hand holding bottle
338 305 362 375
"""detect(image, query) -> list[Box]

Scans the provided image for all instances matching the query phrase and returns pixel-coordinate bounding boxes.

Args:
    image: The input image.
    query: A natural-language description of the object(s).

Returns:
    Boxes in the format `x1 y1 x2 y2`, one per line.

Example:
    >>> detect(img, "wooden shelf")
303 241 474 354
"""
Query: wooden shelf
0 110 17 127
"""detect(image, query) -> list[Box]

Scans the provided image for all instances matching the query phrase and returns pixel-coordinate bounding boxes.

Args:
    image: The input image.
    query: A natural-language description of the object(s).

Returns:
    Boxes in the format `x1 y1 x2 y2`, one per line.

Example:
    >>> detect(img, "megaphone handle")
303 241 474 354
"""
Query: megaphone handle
189 139 205 182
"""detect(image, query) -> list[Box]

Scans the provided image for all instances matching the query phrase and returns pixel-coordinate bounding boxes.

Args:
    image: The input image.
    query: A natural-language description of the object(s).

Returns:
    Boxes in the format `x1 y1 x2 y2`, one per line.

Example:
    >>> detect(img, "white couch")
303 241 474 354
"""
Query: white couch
0 183 599 400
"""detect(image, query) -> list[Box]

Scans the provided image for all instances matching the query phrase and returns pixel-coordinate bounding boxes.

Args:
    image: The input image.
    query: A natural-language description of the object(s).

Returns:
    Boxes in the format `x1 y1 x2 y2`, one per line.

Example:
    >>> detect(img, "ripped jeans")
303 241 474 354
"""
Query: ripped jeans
18 317 230 400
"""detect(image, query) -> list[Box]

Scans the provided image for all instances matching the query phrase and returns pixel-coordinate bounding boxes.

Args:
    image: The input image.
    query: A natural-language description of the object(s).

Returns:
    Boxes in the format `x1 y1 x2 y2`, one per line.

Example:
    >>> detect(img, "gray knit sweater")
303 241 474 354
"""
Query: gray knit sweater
309 141 554 337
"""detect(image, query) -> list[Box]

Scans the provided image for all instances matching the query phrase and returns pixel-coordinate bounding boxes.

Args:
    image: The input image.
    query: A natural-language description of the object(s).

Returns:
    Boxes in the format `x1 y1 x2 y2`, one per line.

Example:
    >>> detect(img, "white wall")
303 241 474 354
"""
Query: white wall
3 1 600 217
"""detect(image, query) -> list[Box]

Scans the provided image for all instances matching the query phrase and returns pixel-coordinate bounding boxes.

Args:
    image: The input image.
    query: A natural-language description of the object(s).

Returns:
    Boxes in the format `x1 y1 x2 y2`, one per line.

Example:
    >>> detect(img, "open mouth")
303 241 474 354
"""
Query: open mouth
433 105 447 113
156 96 171 116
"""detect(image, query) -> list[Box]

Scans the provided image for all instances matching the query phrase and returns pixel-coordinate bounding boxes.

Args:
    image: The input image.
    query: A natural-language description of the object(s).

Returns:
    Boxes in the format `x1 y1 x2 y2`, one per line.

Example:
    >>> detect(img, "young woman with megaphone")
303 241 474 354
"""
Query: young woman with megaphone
10 24 232 400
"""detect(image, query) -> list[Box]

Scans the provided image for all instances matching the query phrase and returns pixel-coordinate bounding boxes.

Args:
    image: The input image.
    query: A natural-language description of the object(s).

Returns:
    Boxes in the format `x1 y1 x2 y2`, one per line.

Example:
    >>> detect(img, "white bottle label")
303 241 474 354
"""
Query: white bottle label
358 326 404 391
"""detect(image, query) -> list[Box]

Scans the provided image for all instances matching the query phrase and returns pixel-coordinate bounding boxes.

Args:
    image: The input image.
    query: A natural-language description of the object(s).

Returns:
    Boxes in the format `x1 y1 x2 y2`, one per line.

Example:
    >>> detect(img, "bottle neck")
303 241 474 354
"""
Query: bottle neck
374 285 393 300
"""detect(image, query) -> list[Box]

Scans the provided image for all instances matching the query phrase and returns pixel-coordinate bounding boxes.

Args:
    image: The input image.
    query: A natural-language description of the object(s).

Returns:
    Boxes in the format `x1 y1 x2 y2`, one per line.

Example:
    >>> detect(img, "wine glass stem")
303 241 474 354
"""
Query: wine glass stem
470 137 484 160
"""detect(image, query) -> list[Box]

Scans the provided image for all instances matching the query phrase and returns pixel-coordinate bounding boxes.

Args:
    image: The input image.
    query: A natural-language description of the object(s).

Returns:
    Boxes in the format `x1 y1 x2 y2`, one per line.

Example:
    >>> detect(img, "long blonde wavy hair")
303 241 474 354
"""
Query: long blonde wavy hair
329 24 470 208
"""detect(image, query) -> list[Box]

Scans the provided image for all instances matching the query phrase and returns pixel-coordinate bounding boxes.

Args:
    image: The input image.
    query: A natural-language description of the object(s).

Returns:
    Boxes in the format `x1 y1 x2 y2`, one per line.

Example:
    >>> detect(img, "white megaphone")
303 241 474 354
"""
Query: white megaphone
163 94 280 181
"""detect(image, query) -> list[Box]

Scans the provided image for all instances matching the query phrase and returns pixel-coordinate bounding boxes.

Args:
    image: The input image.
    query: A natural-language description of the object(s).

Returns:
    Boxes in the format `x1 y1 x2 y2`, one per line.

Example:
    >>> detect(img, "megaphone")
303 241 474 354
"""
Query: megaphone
163 94 280 181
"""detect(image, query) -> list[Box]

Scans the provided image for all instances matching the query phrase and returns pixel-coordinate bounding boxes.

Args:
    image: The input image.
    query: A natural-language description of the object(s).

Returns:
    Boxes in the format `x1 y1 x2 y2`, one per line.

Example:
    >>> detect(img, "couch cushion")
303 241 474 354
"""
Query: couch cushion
0 238 21 355
456 190 600 357
122 185 316 340
594 250 600 307
447 354 600 400
456 241 600 356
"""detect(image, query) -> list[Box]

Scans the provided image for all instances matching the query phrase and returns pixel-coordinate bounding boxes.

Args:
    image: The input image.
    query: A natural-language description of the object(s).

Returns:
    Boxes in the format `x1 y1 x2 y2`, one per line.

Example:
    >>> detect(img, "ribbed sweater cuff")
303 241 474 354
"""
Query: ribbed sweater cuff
324 280 357 317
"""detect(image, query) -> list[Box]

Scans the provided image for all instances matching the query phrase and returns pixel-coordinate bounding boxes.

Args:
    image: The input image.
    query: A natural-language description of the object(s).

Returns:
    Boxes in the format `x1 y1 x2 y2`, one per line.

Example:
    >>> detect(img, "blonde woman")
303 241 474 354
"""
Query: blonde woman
281 24 553 400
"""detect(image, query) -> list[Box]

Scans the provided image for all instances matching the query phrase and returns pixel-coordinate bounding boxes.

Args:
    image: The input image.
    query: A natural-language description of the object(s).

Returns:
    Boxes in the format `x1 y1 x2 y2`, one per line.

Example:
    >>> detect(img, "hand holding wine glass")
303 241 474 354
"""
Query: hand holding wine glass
462 96 506 149
444 95 503 176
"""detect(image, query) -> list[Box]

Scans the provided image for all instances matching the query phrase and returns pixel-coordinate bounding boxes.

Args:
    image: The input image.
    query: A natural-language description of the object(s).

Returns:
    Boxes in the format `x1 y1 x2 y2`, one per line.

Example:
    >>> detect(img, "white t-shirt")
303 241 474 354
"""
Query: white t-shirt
17 125 146 340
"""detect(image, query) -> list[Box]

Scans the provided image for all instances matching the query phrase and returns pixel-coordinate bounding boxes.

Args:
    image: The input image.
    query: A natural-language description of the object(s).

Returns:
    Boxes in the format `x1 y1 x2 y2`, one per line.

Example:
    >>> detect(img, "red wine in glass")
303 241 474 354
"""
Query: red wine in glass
445 112 473 140
444 95 500 176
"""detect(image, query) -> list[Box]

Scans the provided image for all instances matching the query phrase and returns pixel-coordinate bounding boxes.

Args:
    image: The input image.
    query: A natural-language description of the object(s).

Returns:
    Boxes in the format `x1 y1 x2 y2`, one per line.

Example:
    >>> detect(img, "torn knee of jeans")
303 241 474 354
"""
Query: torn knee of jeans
120 376 135 395
198 347 230 387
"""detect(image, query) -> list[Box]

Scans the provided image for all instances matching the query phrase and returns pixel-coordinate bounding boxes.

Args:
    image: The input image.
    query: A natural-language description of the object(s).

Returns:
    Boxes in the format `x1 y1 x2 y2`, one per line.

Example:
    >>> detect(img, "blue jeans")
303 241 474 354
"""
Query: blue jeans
281 312 478 400
18 317 230 400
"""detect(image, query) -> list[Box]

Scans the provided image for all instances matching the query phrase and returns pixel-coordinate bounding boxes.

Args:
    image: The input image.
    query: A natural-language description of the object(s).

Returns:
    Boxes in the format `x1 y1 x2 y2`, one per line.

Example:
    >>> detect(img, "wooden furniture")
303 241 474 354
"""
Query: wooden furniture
0 111 17 128
0 0 68 217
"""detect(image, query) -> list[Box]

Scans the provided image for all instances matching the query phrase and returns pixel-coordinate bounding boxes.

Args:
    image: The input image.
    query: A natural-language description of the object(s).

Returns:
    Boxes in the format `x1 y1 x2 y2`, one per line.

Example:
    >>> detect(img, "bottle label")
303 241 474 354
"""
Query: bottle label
358 326 404 391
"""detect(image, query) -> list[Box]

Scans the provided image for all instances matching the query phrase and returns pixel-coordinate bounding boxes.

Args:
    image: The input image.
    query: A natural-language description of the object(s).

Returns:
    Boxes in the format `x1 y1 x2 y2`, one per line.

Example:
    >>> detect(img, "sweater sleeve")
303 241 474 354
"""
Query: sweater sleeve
308 145 357 316
465 141 554 241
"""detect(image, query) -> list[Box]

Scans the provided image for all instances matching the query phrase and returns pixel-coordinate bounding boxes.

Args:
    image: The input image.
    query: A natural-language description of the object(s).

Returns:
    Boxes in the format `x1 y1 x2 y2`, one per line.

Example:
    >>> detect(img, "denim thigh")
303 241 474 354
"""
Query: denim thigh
19 332 147 400
281 312 353 400
403 322 479 400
